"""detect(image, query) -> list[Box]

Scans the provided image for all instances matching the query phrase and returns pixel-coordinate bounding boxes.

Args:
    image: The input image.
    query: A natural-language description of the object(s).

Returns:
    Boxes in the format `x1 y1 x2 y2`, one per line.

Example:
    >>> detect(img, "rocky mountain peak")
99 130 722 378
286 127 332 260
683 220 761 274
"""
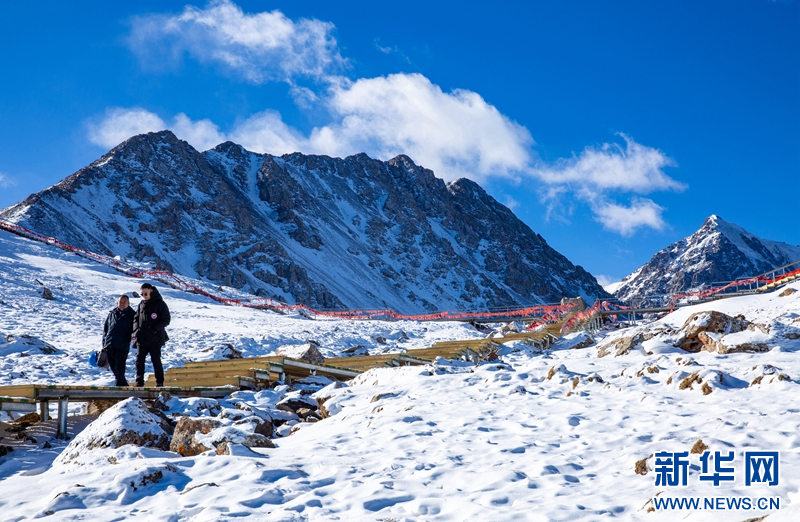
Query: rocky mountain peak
1 133 609 312
614 215 800 302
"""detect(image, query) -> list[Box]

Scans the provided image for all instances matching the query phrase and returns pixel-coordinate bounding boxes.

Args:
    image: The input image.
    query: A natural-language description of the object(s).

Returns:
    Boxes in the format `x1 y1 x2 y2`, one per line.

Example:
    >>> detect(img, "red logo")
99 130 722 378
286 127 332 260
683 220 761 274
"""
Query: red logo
151 313 158 320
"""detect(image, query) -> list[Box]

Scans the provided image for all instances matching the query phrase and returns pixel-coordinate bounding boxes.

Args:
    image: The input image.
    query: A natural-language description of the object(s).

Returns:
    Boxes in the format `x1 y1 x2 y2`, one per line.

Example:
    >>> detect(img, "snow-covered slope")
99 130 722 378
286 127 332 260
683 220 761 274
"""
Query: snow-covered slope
2 228 800 520
615 215 800 301
0 234 800 522
0 131 607 312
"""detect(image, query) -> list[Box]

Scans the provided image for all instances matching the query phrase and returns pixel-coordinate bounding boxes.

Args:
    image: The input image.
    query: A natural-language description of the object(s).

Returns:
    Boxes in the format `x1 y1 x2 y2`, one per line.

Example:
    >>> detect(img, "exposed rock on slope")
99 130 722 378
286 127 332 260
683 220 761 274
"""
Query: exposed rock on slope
614 215 800 302
0 131 608 312
55 398 170 465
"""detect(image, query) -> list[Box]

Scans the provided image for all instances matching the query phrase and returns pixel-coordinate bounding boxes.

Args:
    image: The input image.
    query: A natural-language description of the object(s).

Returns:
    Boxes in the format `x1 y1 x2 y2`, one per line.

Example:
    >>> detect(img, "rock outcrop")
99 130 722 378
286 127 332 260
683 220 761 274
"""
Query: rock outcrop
55 398 170 465
169 417 222 457
675 311 768 354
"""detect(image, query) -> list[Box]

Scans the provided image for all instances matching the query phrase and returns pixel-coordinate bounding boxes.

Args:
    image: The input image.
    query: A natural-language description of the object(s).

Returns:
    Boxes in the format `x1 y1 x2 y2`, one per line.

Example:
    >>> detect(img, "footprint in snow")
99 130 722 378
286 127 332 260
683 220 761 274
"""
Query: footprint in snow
363 495 414 512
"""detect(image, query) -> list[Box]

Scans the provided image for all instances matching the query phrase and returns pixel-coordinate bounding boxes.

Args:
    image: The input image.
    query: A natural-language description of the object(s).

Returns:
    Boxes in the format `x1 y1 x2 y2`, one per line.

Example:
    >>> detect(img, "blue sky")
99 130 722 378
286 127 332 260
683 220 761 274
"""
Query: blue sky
0 1 797 284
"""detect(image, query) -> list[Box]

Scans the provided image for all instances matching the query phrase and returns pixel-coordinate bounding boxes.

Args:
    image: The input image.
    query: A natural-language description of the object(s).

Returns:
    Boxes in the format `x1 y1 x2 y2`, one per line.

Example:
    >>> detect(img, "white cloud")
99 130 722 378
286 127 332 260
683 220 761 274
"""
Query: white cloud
172 114 226 151
307 74 534 182
88 108 226 152
228 110 307 154
592 198 667 236
128 0 346 83
0 172 16 188
502 196 520 211
528 134 684 234
533 134 683 193
88 107 166 148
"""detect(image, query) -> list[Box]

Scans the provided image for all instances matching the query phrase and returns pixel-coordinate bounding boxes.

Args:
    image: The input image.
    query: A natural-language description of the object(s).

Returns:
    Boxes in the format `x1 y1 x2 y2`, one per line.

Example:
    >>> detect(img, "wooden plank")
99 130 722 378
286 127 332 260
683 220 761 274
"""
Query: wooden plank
182 356 285 369
0 385 36 399
169 362 284 375
176 362 279 372
161 368 261 379
0 395 36 403
325 355 398 365
282 359 361 379
252 370 287 383
405 347 467 357
393 355 431 366
35 386 235 400
147 376 243 388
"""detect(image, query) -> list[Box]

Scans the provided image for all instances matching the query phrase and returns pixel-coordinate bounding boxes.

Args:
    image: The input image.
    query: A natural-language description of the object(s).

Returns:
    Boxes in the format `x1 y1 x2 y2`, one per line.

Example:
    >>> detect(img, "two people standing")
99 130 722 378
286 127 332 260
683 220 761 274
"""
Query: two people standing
101 283 170 387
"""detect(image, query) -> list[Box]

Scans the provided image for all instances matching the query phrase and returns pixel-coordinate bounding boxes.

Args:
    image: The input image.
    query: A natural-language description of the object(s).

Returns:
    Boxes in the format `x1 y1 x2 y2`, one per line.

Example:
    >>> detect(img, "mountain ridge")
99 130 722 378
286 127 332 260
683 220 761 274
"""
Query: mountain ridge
0 130 609 312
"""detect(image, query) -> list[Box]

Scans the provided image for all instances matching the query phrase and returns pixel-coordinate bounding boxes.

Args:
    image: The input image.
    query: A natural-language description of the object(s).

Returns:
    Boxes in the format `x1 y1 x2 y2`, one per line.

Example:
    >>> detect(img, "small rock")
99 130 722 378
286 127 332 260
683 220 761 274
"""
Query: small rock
276 396 319 414
635 455 651 476
691 439 708 454
295 408 321 421
13 412 41 425
221 343 242 359
342 345 367 355
253 418 274 438
41 288 54 300
214 435 274 455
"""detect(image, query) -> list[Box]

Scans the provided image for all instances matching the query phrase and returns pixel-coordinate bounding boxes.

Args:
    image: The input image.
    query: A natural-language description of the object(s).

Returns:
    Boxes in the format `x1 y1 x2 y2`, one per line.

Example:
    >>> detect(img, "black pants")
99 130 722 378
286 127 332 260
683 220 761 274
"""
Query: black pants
135 344 164 387
106 347 130 386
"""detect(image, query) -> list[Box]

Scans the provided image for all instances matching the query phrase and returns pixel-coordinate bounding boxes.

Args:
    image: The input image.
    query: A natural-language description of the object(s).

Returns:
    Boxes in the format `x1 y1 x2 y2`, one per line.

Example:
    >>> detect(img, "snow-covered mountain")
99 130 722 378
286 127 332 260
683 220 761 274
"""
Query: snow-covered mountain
614 215 800 301
0 131 607 312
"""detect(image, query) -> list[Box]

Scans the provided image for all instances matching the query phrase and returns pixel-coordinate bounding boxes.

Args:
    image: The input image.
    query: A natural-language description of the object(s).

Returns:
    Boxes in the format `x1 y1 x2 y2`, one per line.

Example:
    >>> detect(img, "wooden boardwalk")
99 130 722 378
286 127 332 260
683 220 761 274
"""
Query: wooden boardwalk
0 323 565 439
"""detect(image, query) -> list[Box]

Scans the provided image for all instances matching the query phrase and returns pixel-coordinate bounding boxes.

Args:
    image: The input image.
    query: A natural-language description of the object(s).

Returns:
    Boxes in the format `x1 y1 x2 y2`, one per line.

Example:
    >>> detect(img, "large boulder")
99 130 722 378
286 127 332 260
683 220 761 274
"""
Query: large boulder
170 417 276 456
169 417 222 456
674 311 749 352
276 343 325 364
55 398 170 465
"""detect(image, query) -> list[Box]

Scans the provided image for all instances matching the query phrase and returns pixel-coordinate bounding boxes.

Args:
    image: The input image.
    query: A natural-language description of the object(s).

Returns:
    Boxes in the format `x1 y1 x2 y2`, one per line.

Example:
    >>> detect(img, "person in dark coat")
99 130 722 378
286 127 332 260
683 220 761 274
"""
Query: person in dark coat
132 283 171 387
102 294 135 386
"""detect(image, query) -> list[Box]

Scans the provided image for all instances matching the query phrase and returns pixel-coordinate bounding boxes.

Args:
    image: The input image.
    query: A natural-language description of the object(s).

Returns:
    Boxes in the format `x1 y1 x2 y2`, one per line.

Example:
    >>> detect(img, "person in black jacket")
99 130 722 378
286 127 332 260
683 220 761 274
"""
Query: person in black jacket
102 294 135 386
132 283 171 387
